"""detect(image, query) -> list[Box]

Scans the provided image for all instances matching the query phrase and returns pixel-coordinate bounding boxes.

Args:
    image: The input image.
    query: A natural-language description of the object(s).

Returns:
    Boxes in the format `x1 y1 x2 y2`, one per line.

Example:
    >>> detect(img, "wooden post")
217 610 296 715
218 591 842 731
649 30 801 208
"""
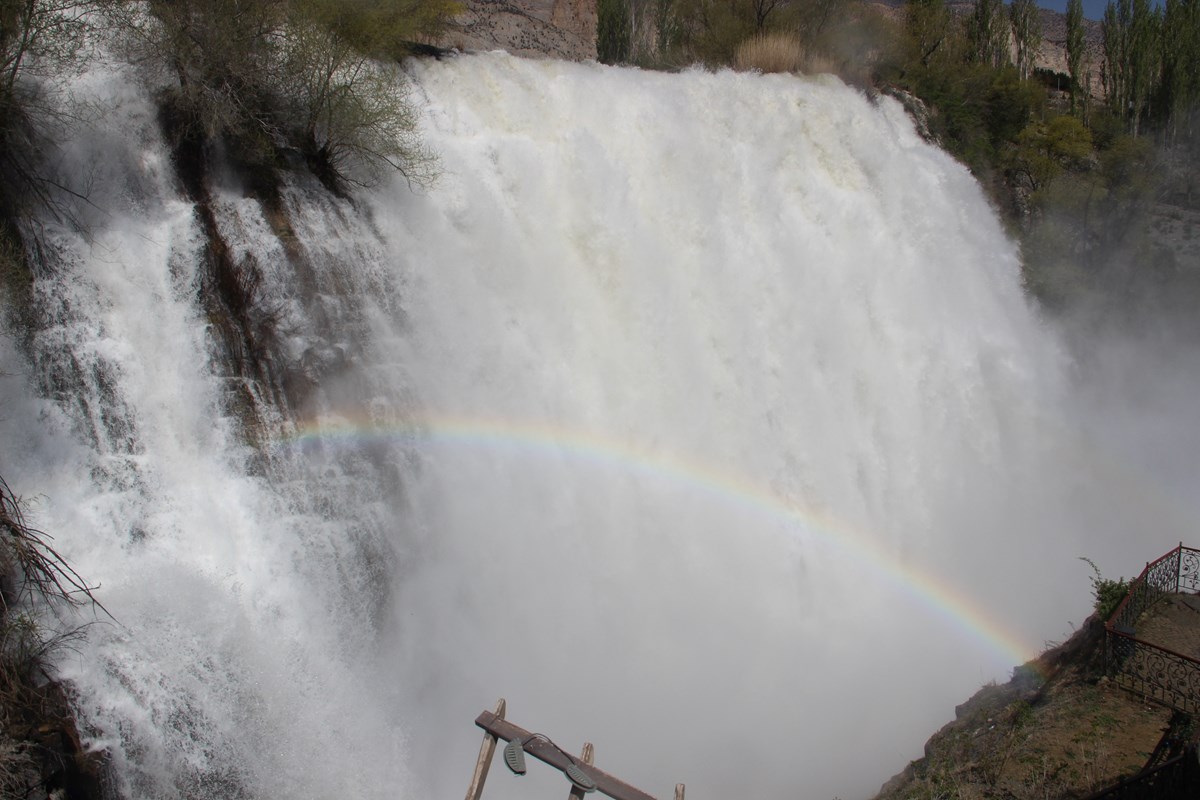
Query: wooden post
475 710 658 800
674 784 685 800
465 698 506 800
567 743 595 800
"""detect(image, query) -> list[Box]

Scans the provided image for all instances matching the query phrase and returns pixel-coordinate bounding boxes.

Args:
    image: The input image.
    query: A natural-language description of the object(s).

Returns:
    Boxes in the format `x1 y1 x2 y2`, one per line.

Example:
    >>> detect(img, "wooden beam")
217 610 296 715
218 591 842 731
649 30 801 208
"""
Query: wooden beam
465 698 507 800
674 784 685 800
475 710 658 800
567 742 595 800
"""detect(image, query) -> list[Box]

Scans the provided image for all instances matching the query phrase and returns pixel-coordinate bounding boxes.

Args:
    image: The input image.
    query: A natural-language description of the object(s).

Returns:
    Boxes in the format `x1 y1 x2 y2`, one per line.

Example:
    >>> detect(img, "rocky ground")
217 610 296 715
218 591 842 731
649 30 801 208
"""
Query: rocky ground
437 0 597 60
874 600 1200 800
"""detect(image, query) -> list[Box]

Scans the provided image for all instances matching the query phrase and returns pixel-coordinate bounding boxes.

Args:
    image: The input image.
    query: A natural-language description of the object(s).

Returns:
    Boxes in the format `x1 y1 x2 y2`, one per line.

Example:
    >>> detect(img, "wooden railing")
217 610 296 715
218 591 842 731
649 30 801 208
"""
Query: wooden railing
464 699 683 800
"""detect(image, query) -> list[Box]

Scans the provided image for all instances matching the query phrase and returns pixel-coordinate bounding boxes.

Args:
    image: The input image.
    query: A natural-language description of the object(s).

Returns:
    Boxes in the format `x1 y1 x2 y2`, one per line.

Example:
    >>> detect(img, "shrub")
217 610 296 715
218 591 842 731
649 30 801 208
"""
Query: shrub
134 0 448 189
280 8 438 188
1080 557 1129 621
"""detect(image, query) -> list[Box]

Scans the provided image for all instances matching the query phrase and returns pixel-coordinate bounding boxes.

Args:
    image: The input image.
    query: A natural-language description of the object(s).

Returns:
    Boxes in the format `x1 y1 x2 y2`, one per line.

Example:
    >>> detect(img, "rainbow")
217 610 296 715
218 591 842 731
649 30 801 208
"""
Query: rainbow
278 413 1046 674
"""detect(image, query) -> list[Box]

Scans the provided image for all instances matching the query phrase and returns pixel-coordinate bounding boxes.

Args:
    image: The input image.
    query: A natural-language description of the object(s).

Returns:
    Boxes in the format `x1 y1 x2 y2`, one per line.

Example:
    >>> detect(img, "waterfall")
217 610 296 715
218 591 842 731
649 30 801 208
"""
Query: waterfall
2 52 1196 800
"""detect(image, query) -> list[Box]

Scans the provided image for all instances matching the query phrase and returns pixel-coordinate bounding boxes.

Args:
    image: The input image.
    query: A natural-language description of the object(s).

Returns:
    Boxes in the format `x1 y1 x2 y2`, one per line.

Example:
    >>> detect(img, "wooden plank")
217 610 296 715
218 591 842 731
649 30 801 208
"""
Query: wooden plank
465 698 507 800
475 710 658 800
567 742 595 800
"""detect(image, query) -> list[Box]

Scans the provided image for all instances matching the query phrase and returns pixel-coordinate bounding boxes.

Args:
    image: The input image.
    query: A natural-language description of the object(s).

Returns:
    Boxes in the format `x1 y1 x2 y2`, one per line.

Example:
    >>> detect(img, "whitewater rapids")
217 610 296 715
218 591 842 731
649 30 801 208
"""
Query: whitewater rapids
2 52 1196 800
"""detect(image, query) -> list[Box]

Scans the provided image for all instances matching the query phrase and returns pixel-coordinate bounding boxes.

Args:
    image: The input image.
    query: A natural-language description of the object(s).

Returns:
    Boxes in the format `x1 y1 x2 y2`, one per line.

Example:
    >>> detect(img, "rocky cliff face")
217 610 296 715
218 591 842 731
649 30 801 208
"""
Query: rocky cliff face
441 0 598 61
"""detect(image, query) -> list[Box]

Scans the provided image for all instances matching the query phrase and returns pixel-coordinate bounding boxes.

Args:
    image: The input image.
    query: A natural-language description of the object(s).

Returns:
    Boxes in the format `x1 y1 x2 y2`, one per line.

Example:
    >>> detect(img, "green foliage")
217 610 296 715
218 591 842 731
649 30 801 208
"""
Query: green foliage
1102 0 1162 136
664 0 756 66
1160 0 1200 143
1080 557 1129 621
985 66 1043 149
290 0 461 61
906 0 952 68
1065 0 1087 115
280 3 438 187
1014 114 1092 190
137 0 450 189
597 0 632 64
1009 0 1042 81
967 0 1009 69
141 0 287 153
648 0 872 72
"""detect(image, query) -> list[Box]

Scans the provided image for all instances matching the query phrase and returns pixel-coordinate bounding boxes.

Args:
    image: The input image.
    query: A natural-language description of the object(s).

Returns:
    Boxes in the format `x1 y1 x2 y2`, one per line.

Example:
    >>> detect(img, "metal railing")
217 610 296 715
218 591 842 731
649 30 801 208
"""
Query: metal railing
1082 746 1200 800
1105 544 1200 715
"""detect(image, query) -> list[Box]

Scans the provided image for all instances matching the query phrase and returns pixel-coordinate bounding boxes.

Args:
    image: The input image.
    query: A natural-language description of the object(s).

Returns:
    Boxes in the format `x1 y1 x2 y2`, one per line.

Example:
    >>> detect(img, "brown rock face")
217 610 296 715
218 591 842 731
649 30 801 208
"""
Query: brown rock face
440 0 597 61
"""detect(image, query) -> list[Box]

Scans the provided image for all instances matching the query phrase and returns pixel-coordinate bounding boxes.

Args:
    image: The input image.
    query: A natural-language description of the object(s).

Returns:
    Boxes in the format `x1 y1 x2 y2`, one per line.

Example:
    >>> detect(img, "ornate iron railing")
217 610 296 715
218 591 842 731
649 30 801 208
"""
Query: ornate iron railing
1104 544 1200 716
1109 548 1180 633
1181 547 1200 593
1106 633 1200 714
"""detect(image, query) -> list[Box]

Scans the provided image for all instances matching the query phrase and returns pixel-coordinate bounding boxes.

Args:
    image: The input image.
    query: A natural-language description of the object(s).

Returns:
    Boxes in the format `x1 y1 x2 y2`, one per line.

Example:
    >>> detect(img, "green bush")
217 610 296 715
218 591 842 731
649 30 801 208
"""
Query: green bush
137 0 451 188
1080 557 1129 621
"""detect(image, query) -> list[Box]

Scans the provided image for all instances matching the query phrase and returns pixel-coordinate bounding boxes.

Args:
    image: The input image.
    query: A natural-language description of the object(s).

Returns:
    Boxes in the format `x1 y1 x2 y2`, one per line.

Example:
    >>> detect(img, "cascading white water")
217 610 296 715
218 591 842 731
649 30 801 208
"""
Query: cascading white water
2 51 1197 800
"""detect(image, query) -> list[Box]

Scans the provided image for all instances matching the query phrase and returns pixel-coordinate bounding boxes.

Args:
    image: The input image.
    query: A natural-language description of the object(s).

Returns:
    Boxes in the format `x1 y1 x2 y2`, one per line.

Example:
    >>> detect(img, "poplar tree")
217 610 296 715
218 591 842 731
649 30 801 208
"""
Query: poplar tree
1160 0 1200 142
1126 0 1161 136
597 0 632 63
1009 0 1041 81
1065 0 1087 115
906 0 951 67
1102 0 1161 135
968 0 1009 69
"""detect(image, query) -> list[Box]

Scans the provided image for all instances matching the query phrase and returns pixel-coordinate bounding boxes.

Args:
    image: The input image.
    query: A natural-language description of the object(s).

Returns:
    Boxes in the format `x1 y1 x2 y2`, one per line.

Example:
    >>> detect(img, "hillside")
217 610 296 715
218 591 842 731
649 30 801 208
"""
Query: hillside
874 602 1200 799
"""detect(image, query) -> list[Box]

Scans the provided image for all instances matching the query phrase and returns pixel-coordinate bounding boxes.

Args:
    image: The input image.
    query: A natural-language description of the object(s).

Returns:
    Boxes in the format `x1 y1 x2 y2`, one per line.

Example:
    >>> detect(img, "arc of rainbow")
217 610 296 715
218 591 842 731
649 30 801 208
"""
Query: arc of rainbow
280 413 1045 673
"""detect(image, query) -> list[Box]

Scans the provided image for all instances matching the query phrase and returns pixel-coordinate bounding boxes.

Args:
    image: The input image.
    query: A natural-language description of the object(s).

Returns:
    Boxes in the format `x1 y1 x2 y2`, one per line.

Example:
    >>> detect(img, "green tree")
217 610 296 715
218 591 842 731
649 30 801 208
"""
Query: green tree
597 0 632 63
967 0 1009 69
1160 0 1200 142
1065 0 1088 116
906 0 952 67
986 64 1042 148
1014 114 1093 190
292 0 461 61
1102 0 1161 135
142 0 288 150
1009 0 1041 81
134 0 451 187
0 0 118 214
281 6 436 187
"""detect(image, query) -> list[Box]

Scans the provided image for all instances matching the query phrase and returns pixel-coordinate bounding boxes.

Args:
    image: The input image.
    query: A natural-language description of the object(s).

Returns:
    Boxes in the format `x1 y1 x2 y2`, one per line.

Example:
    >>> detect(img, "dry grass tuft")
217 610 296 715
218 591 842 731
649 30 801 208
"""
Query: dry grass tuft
1 475 103 617
733 33 840 75
731 33 811 74
733 33 804 74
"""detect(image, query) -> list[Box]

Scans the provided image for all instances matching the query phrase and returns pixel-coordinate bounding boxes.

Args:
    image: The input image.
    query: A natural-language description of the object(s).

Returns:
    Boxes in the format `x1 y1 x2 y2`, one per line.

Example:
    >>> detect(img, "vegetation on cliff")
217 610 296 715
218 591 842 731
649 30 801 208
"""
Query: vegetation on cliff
873 616 1181 799
1 3 459 796
600 0 1200 329
1 475 109 798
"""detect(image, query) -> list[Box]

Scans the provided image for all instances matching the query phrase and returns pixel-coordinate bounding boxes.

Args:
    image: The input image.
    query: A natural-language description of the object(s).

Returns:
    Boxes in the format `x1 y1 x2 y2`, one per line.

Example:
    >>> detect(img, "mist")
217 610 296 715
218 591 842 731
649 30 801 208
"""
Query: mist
1 52 1198 800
